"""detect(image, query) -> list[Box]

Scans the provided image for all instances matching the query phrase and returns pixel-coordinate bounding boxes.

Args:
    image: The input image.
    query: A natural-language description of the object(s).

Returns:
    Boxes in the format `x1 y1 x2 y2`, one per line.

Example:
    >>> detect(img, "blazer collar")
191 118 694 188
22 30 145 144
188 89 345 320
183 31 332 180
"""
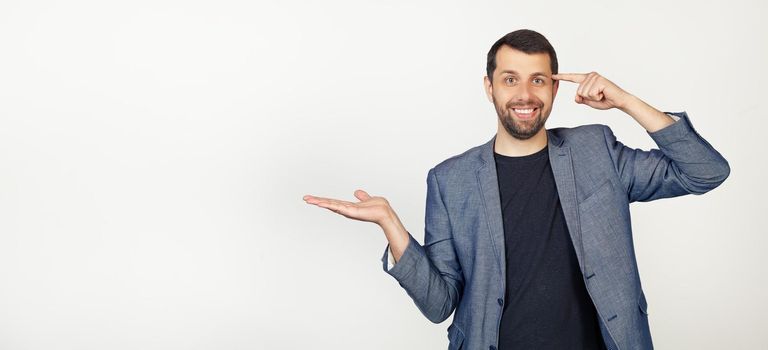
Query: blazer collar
478 128 565 165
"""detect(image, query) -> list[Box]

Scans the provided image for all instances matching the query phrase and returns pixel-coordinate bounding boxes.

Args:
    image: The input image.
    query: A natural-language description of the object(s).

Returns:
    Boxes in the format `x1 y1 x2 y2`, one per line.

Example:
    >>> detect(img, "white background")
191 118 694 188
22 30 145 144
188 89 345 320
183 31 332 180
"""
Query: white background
0 0 766 349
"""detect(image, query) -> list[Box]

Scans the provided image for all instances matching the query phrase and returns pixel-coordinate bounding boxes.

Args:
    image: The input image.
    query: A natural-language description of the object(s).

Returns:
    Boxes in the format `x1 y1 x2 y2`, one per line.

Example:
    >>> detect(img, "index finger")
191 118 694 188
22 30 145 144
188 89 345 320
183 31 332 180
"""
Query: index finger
551 73 587 83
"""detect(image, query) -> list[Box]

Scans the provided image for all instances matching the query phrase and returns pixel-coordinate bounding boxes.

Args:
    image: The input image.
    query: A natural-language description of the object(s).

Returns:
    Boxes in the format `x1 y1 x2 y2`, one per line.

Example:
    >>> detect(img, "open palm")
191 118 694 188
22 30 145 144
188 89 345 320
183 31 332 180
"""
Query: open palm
303 190 393 225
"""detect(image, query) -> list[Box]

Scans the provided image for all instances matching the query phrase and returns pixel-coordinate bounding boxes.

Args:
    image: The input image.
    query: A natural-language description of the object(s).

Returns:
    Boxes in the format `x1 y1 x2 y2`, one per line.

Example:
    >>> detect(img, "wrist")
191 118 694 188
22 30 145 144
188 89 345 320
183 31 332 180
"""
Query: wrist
380 208 408 239
379 208 402 231
617 93 640 114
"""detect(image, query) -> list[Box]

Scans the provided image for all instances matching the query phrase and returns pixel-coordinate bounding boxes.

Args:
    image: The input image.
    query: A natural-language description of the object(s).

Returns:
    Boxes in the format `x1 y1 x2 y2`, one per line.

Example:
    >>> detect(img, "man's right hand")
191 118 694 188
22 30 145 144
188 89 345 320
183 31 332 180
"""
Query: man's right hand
303 190 410 263
303 190 393 225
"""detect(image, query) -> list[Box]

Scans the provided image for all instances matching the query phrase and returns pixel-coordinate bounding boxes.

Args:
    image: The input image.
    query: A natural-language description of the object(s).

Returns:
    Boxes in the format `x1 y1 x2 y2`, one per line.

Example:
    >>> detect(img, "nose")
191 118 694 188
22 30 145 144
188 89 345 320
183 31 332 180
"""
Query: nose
515 83 532 102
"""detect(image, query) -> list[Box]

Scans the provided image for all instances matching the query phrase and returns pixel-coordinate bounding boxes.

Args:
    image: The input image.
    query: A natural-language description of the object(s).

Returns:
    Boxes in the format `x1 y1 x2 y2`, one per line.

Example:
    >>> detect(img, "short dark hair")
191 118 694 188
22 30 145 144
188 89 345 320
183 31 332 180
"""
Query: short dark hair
486 29 558 83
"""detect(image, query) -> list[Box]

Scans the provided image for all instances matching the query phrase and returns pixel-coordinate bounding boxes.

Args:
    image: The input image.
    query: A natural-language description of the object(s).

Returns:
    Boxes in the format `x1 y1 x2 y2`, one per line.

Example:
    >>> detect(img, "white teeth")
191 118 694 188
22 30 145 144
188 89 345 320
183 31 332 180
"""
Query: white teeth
514 108 534 114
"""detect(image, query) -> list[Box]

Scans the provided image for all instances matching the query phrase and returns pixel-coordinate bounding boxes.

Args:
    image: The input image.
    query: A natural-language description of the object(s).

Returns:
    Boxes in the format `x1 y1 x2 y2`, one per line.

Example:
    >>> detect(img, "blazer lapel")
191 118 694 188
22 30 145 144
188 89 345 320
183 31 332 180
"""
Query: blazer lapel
476 135 506 281
547 129 586 273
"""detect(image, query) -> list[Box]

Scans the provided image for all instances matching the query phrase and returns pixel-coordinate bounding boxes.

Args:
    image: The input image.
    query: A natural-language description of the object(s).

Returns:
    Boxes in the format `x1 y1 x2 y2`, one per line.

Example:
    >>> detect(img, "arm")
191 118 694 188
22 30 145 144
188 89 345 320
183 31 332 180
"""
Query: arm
380 168 464 323
603 110 730 202
552 72 731 202
302 168 464 324
618 93 678 133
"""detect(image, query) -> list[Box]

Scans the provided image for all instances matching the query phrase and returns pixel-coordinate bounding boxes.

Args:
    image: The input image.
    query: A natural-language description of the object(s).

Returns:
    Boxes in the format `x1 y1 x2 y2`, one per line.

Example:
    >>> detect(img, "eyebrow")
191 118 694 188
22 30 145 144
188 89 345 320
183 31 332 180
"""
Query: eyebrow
499 70 550 77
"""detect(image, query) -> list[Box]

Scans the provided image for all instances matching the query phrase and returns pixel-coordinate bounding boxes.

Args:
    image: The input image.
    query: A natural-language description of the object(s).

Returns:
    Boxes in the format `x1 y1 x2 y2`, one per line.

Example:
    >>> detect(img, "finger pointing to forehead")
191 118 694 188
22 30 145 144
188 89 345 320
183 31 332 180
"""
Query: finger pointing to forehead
552 73 587 83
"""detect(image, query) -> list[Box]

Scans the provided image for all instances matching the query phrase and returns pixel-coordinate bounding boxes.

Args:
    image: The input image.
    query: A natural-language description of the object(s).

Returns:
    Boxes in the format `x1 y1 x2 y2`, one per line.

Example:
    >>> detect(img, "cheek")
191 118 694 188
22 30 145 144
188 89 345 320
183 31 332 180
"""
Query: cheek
493 90 511 101
535 91 552 105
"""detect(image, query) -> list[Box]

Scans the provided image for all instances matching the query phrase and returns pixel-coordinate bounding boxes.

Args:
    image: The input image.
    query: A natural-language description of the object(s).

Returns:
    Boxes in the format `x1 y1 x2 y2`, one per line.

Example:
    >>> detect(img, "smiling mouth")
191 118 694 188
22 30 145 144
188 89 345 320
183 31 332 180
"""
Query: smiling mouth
511 107 538 120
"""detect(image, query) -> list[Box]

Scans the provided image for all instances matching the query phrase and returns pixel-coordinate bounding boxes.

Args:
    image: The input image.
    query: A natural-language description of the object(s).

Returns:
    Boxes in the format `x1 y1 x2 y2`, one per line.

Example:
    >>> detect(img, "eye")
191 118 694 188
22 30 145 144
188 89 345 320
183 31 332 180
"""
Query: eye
505 76 516 84
533 77 545 84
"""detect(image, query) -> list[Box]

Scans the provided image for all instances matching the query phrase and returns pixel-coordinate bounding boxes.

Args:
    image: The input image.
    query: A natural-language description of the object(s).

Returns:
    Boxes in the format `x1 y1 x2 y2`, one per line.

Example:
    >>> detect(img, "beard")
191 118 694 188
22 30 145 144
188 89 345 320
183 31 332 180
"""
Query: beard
492 95 547 140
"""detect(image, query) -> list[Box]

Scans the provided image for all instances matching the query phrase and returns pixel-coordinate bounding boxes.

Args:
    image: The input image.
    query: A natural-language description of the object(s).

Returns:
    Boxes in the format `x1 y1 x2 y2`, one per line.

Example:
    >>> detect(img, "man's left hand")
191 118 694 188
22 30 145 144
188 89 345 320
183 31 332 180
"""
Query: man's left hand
552 72 632 110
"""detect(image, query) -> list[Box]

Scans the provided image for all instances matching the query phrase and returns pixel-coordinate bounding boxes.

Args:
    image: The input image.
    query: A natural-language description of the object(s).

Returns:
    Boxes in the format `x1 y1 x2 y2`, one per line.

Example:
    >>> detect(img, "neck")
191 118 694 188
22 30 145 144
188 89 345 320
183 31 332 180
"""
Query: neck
493 124 548 157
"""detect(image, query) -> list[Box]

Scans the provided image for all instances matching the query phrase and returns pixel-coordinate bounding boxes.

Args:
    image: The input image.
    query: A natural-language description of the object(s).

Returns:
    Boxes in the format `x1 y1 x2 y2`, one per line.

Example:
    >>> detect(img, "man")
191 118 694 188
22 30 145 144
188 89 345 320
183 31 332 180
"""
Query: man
303 29 729 350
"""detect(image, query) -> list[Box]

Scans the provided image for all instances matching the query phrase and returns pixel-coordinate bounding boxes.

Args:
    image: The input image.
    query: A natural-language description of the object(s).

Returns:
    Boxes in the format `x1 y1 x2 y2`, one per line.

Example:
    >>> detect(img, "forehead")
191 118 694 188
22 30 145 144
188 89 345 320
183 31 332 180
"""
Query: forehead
494 45 552 76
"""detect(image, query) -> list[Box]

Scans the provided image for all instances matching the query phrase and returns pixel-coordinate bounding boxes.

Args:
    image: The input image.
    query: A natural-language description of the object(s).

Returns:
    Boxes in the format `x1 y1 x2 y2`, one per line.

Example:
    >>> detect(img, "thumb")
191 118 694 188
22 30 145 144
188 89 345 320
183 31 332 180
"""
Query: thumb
354 189 372 201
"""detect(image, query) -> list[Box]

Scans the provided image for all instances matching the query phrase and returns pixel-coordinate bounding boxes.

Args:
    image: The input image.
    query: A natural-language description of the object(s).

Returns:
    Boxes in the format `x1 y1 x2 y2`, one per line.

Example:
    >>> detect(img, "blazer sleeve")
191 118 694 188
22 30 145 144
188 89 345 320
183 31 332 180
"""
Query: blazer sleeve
381 167 464 324
603 111 731 202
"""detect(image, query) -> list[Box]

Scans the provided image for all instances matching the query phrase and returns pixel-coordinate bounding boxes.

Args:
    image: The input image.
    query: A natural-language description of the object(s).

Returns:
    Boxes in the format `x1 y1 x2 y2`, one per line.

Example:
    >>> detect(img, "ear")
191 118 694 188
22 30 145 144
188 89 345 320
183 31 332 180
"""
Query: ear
552 78 559 99
483 76 493 103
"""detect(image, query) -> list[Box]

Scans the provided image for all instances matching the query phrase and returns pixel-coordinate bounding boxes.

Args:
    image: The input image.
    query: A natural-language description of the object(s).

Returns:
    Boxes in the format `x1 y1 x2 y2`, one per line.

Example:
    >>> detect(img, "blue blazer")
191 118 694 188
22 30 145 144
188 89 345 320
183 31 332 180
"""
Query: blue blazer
382 111 730 350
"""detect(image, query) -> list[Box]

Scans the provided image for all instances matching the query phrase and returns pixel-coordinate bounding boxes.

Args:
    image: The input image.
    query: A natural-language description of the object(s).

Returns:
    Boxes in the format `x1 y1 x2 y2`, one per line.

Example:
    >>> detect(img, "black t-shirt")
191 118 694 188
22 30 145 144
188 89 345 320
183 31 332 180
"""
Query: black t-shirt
494 145 606 350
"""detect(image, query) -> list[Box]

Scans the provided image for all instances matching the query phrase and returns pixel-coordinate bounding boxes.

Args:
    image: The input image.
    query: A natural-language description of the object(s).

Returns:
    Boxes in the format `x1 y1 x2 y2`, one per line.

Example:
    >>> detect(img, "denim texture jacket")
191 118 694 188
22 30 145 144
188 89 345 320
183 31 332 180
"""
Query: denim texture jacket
381 111 730 350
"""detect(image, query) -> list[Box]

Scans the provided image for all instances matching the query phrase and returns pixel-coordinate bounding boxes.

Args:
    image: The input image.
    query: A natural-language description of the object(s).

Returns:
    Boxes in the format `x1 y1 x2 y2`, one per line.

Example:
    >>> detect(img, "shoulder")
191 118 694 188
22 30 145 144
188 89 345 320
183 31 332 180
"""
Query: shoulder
426 124 620 176
548 123 615 148
430 139 489 178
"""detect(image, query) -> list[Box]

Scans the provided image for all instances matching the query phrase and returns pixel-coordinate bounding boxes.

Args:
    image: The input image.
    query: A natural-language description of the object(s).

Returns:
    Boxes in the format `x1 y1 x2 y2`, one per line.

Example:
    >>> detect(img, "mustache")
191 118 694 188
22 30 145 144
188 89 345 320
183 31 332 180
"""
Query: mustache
506 100 543 109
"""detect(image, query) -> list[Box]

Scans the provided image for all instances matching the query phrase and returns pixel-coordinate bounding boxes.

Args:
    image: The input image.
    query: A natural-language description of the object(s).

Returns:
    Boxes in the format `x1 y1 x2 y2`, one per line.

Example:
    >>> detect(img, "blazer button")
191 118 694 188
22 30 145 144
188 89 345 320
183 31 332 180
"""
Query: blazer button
497 298 503 306
490 346 497 350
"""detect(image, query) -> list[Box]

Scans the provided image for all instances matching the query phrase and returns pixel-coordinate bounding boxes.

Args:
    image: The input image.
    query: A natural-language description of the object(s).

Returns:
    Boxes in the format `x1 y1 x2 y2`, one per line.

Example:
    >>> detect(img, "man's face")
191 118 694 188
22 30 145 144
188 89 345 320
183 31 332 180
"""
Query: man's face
484 46 559 140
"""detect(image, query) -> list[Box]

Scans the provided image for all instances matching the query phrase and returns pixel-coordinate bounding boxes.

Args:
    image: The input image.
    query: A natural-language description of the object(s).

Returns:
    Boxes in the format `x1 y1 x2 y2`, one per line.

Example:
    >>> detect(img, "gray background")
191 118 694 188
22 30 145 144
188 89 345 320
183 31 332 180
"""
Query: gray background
0 0 765 349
